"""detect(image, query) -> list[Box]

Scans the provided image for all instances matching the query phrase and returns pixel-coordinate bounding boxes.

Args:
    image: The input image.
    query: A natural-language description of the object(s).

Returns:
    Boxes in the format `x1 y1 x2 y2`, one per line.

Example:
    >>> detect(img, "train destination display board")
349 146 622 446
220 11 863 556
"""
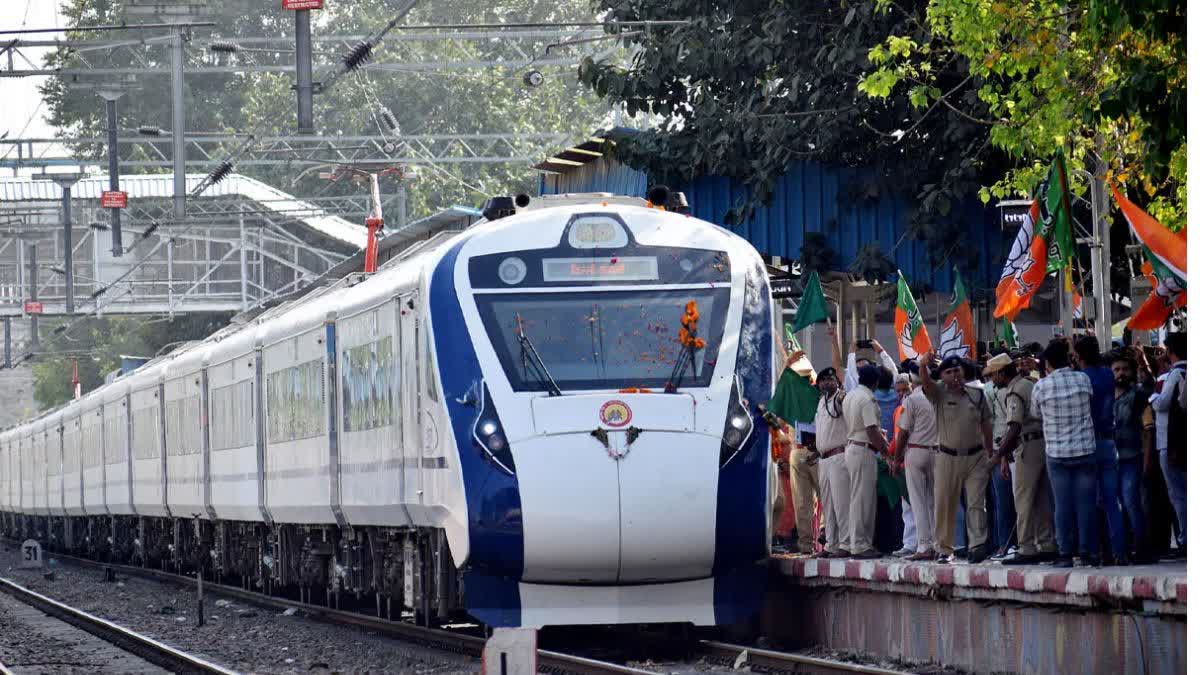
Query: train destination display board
542 256 659 282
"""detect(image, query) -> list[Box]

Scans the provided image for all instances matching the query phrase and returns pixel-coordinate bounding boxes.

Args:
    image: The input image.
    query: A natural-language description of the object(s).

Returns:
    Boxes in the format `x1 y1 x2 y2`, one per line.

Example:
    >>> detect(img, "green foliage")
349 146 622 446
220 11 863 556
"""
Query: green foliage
860 0 1186 229
43 0 608 219
578 0 1009 277
31 314 229 411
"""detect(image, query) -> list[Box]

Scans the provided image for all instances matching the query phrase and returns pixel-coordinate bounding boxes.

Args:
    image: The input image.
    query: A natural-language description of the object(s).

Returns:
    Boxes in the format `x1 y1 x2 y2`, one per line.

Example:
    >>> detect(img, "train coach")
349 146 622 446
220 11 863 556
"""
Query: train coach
0 192 776 629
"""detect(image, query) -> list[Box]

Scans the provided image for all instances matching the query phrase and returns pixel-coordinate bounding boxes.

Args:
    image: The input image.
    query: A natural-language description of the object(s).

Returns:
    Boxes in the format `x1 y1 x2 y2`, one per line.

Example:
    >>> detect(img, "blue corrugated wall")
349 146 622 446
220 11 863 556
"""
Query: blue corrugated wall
539 157 1006 294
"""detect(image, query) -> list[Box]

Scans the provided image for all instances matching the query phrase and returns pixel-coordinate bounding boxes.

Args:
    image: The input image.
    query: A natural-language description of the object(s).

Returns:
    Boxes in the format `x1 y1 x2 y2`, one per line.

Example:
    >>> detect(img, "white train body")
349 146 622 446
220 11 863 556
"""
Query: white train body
0 196 774 628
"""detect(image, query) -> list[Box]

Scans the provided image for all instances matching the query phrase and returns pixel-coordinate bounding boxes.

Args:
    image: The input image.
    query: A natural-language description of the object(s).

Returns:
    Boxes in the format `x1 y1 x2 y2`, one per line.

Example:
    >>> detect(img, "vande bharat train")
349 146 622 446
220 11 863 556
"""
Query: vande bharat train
0 191 774 628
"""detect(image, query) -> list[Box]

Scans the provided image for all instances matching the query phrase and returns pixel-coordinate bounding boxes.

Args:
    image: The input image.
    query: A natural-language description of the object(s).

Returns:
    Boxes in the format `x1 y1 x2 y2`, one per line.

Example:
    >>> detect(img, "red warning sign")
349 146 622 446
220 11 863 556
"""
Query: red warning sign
100 191 127 208
283 0 323 9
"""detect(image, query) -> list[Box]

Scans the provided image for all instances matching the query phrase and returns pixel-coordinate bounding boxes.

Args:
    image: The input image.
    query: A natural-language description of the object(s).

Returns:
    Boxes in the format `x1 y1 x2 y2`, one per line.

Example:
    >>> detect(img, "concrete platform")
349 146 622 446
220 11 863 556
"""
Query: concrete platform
774 554 1187 614
763 554 1187 674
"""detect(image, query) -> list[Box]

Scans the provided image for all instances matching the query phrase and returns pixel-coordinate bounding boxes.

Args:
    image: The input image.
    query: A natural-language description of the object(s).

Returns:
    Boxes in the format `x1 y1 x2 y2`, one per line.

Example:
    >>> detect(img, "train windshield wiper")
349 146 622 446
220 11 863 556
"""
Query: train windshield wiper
515 313 562 396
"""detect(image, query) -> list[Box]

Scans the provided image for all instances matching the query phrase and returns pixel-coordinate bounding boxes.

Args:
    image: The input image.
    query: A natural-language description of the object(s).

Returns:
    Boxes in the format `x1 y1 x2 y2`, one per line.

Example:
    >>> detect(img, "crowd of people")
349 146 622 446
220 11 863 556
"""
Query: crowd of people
769 328 1187 567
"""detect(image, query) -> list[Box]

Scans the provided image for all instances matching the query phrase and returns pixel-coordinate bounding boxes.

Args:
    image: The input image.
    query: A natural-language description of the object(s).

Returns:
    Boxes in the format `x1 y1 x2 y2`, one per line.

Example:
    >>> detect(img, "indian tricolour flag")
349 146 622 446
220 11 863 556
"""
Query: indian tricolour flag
894 273 932 360
1111 181 1187 329
939 268 975 359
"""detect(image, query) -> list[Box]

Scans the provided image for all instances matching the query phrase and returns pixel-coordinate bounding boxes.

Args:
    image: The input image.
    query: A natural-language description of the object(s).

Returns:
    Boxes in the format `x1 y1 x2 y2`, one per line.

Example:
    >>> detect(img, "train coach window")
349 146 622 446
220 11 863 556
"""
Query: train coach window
211 380 255 450
341 336 397 433
266 358 325 443
475 289 730 392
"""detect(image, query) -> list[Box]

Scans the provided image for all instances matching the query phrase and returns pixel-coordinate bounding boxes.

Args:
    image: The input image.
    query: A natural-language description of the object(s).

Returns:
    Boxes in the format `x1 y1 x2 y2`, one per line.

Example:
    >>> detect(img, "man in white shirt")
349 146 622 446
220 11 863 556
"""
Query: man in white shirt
1150 332 1186 548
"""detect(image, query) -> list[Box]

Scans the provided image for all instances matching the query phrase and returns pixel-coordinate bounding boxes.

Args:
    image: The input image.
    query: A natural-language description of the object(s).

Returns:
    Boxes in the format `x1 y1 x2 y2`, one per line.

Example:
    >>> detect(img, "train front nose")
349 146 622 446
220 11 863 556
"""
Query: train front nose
512 394 721 584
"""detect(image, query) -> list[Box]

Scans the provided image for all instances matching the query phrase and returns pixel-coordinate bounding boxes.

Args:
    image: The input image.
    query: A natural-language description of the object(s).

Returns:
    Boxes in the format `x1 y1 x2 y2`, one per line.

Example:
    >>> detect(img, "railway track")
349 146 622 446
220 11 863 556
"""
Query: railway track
695 640 913 675
8 545 912 675
0 574 236 675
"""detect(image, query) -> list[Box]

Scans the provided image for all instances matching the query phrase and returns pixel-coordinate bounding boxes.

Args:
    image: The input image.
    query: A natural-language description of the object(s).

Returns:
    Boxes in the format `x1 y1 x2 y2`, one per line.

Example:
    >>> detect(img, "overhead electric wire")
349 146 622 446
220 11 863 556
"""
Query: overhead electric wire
4 0 429 361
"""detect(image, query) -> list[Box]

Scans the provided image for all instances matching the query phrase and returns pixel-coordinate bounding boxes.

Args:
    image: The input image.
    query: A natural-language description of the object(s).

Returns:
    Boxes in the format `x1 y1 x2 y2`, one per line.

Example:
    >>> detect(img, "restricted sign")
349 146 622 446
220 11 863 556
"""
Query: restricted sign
20 539 43 569
100 190 128 208
282 0 323 9
23 301 43 315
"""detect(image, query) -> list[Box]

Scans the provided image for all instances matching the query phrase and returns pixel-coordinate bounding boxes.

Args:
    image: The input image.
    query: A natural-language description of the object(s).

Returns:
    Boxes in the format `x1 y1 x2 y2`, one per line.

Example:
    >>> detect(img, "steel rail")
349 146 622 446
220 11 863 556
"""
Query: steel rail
0 574 236 675
695 640 913 675
11 548 656 675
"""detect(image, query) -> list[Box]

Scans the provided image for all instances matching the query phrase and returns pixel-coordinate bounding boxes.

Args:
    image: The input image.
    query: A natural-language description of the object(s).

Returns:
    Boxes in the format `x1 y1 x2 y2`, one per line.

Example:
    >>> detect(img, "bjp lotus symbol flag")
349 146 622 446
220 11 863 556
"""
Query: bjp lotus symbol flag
894 273 932 360
994 149 1073 320
939 268 975 360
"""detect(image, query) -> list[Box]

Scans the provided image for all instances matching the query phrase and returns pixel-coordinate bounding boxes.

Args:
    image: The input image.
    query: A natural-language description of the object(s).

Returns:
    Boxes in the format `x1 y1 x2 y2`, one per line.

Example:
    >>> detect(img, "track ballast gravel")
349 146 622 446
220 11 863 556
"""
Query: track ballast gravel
0 543 477 674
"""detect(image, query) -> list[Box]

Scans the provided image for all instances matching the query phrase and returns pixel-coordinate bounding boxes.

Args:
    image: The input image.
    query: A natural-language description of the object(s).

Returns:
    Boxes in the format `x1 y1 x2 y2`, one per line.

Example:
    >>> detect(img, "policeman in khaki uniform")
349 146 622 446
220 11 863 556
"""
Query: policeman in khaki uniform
988 353 1057 564
919 353 994 563
813 365 851 558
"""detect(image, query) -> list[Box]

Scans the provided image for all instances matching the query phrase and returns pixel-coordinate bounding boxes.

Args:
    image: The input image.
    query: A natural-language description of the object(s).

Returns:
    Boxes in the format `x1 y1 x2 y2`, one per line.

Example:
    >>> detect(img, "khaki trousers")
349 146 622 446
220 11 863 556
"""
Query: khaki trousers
818 453 851 553
788 446 820 553
845 445 878 555
933 450 990 555
904 446 936 553
1011 441 1057 555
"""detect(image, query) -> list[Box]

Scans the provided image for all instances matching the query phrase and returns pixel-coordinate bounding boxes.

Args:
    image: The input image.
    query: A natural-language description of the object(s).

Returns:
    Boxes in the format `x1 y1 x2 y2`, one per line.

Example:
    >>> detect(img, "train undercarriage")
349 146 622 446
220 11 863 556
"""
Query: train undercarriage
2 515 464 625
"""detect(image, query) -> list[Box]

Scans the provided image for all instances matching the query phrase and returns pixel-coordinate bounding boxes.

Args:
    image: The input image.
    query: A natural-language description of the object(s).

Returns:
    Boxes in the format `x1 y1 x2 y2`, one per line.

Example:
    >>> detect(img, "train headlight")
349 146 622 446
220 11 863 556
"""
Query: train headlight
473 382 515 474
498 257 527 285
719 376 754 467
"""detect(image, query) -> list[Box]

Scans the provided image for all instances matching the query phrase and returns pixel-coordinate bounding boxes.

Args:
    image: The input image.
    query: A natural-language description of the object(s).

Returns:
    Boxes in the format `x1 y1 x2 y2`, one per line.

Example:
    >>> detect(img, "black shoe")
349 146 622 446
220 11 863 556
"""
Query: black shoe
936 554 953 564
954 547 968 558
1001 552 1040 565
1112 555 1130 566
1080 554 1103 568
851 548 882 560
1051 556 1074 568
967 546 990 564
1035 551 1060 564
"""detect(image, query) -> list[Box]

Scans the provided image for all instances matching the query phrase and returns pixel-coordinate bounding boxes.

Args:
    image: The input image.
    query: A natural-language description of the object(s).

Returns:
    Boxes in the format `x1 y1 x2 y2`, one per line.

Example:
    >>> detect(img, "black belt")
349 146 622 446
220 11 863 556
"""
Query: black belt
820 446 845 459
908 443 937 450
938 445 984 457
1021 431 1044 442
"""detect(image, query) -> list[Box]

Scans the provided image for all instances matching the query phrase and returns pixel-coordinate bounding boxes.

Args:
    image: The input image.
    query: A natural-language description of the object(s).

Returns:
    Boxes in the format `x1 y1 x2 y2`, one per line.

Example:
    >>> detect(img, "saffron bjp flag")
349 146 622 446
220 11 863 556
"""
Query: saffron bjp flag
940 268 976 360
994 197 1050 320
894 273 932 360
1111 182 1187 282
1129 248 1187 330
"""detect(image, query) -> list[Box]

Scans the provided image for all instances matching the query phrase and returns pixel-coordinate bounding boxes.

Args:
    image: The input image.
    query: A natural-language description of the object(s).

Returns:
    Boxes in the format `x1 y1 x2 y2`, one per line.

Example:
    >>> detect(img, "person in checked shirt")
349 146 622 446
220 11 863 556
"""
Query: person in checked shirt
1031 339 1099 568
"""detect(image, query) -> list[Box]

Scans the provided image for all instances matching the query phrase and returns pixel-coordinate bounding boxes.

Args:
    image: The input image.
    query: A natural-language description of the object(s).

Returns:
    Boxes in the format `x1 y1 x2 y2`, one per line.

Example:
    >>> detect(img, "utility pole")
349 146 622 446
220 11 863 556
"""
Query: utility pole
27 243 39 351
99 90 126 256
294 8 315 134
171 26 187 219
3 317 10 369
37 173 83 314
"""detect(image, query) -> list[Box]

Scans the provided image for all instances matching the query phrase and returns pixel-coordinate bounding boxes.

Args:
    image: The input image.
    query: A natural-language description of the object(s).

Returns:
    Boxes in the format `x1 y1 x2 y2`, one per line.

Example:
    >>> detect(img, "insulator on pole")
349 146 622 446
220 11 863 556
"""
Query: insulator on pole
342 41 373 72
209 40 239 53
207 160 234 186
137 125 165 136
380 108 400 133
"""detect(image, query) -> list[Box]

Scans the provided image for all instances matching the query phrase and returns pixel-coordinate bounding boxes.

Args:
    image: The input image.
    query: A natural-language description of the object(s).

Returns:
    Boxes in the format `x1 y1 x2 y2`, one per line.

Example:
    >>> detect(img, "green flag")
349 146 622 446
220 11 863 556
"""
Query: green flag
790 271 828 331
1044 148 1074 272
997 317 1019 349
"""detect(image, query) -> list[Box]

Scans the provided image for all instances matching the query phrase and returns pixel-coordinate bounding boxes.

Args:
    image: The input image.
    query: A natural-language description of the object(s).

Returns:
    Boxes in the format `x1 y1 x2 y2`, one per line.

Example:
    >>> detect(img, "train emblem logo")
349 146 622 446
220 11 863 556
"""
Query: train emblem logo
599 400 632 428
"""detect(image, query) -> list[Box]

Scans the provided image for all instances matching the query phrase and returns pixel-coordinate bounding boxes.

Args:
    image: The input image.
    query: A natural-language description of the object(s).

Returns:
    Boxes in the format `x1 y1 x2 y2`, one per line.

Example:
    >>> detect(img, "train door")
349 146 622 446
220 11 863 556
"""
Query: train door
397 293 424 512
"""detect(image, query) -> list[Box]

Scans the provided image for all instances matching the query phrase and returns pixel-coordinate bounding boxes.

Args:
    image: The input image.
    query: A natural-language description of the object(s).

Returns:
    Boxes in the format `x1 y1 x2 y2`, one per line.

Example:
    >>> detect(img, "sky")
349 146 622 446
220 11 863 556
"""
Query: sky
1 1 65 139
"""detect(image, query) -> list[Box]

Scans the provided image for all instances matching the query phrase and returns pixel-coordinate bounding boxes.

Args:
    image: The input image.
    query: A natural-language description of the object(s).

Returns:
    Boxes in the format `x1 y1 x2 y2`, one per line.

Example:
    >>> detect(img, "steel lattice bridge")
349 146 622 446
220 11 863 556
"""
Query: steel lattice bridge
0 173 367 319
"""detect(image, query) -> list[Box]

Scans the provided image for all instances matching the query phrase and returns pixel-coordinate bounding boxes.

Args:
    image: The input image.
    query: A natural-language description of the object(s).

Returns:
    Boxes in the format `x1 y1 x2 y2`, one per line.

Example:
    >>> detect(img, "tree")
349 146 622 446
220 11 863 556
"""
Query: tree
32 314 229 410
42 0 610 219
860 0 1185 230
578 0 1011 274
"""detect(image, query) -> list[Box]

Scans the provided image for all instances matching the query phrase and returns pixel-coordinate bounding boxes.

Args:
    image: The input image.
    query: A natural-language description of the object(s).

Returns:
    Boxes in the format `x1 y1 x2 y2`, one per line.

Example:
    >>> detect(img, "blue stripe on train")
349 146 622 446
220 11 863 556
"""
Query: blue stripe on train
429 237 524 626
712 265 772 624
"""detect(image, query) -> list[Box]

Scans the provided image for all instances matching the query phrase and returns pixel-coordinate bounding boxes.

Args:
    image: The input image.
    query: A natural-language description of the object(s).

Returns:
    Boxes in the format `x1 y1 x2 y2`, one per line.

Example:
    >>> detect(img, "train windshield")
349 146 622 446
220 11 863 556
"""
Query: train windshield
475 288 730 392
